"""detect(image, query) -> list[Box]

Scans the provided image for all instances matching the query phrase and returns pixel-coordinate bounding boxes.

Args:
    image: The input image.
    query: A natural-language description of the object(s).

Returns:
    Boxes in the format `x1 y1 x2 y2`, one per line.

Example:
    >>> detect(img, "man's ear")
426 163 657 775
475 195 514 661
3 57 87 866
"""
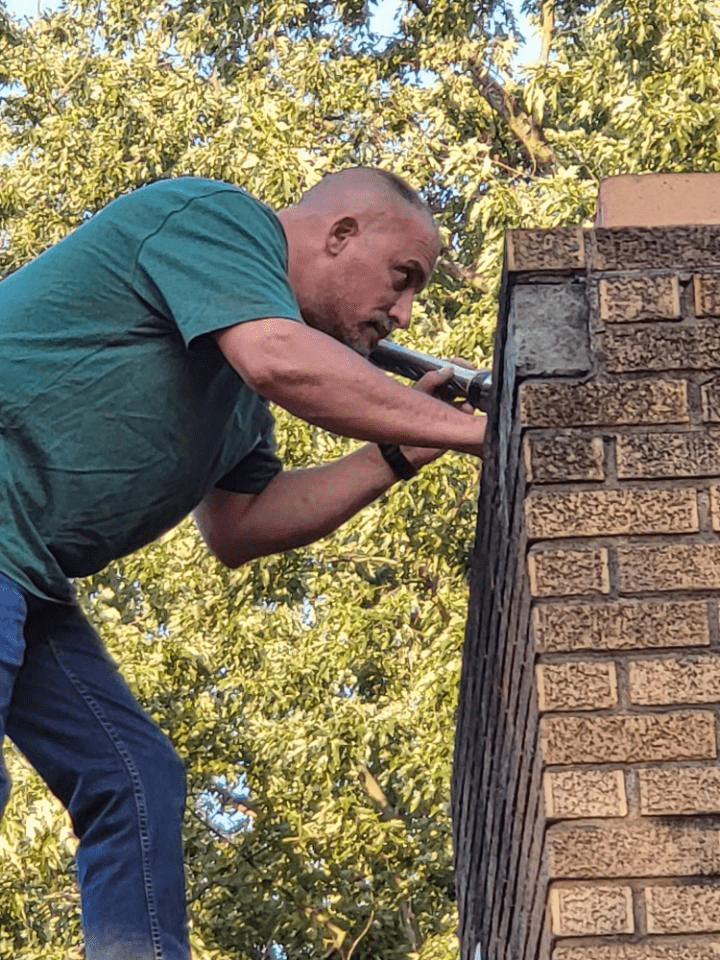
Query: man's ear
326 216 358 255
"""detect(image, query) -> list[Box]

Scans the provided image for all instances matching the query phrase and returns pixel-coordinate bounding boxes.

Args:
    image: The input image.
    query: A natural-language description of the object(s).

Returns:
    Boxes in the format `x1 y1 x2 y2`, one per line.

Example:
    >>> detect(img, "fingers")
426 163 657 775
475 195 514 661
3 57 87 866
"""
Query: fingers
412 366 454 394
449 356 478 371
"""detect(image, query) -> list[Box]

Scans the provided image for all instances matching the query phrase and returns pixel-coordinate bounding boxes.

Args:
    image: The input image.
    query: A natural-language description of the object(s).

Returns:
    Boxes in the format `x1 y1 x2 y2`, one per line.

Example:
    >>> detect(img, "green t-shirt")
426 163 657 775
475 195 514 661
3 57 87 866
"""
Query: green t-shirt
0 177 302 602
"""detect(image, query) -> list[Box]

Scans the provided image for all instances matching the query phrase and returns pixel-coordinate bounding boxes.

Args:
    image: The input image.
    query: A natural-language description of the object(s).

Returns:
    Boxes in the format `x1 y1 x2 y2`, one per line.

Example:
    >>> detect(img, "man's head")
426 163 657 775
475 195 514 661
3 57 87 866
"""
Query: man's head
277 167 440 357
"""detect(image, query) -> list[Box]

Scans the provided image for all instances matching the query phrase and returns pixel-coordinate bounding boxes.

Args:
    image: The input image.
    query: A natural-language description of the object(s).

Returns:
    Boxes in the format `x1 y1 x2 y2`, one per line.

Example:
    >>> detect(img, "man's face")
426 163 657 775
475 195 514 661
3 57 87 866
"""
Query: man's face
300 207 440 357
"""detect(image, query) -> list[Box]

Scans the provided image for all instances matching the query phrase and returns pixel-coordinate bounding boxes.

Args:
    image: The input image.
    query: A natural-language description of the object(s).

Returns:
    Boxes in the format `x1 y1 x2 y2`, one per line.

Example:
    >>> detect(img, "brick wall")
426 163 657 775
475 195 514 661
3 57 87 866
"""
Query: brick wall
453 223 720 960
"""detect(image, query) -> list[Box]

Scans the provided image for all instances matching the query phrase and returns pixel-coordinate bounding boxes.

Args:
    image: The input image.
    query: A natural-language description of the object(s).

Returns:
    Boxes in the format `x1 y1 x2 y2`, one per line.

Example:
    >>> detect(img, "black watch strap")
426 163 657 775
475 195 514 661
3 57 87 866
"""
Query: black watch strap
377 443 418 480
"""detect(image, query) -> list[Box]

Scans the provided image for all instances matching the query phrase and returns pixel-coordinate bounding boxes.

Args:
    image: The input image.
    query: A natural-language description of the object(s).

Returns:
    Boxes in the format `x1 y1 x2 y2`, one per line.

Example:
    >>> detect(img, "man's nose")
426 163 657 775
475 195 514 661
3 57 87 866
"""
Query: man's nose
389 292 414 329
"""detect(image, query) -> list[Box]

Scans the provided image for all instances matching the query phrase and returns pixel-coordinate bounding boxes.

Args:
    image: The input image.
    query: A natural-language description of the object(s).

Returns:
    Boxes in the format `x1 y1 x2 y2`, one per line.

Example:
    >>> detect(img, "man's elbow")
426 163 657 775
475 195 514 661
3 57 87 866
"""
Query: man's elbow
194 506 250 569
214 319 309 396
200 532 252 569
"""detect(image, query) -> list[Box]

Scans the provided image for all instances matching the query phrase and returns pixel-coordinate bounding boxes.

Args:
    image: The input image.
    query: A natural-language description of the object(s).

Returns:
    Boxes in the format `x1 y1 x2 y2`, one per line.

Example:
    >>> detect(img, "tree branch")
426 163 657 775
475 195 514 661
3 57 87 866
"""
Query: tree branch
538 0 555 67
346 911 375 960
468 62 555 173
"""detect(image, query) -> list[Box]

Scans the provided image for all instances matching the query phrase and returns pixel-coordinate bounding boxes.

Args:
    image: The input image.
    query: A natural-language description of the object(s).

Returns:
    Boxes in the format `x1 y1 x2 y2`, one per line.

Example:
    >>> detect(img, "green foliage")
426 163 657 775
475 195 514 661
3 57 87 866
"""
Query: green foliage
3 0 720 956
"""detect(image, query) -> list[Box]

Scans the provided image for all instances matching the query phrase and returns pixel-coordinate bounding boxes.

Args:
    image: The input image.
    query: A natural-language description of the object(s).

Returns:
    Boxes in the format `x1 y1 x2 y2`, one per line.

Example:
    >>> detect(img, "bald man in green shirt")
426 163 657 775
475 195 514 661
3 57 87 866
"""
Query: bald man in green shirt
0 167 485 958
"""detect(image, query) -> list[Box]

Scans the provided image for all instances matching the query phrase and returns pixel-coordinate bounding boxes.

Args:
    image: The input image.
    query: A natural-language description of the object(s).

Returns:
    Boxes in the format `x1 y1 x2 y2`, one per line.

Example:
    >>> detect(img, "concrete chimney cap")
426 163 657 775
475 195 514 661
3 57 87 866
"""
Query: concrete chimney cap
595 171 720 228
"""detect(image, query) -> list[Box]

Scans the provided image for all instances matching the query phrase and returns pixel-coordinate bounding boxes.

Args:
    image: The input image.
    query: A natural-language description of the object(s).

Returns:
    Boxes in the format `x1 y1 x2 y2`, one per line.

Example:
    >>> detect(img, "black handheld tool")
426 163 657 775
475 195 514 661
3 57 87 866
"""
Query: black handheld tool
369 340 492 412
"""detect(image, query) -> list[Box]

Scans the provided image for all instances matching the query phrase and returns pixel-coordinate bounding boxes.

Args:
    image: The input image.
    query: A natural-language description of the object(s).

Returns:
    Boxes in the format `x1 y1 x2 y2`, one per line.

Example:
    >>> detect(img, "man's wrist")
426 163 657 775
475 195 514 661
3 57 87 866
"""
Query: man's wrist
377 443 418 481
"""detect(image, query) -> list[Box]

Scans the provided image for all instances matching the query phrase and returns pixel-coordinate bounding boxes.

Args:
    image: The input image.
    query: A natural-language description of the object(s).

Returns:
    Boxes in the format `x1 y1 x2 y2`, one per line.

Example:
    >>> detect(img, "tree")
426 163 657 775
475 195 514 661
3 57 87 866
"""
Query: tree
2 0 720 957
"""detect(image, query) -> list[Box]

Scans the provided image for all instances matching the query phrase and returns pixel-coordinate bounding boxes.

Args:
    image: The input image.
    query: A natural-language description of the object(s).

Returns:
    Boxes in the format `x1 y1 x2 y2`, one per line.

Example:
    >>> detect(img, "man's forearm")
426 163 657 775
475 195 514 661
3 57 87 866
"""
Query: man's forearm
215 319 485 455
196 444 416 568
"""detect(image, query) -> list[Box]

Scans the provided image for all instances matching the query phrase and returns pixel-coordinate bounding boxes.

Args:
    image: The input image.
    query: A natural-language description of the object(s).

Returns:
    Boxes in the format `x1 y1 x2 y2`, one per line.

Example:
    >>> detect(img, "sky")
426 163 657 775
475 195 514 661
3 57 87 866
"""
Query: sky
4 0 404 22
4 0 50 17
5 0 537 54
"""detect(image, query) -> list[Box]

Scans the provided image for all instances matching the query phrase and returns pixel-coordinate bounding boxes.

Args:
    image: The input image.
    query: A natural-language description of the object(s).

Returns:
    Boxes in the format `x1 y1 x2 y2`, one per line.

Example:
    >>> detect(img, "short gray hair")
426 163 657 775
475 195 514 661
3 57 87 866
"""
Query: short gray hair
299 166 432 216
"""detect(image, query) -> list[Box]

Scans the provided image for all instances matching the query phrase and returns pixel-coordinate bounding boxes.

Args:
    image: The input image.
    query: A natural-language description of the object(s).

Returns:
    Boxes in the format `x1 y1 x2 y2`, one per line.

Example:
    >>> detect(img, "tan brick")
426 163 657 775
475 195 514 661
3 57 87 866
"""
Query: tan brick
524 434 604 483
544 769 627 819
590 225 720 272
646 884 720 934
618 543 720 592
709 485 720 530
525 488 698 540
537 661 617 711
528 548 610 598
553 940 720 960
630 655 720 706
533 600 711 653
599 275 681 322
617 431 720 479
506 227 586 272
694 274 720 317
639 766 720 815
548 821 720 879
550 884 634 936
605 324 720 374
520 379 689 428
541 711 717 765
701 378 720 422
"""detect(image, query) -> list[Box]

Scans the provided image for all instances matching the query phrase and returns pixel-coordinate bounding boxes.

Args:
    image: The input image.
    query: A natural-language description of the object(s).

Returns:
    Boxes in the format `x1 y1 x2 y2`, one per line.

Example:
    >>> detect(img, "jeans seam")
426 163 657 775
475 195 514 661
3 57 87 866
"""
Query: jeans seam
48 637 165 960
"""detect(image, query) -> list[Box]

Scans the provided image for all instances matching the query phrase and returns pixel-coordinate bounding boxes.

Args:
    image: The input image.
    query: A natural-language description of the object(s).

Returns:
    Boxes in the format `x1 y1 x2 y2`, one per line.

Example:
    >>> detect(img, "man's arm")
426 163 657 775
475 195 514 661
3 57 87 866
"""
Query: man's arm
214 318 485 455
195 442 419 568
195 366 478 568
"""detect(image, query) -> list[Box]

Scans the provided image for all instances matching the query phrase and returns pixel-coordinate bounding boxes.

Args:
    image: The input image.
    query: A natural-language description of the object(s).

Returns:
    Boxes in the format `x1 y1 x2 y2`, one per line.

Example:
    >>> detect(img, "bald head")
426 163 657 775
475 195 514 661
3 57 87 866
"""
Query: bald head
297 167 434 223
277 166 440 355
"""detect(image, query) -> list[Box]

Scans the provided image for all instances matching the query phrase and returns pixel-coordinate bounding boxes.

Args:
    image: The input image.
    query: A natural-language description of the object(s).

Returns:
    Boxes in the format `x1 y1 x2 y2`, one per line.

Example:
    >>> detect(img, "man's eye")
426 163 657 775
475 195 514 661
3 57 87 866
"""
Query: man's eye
394 269 412 290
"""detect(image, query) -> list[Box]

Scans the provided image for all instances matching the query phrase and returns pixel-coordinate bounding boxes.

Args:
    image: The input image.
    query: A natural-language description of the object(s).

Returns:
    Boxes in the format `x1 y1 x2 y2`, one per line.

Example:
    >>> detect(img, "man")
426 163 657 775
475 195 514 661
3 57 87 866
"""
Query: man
0 167 485 958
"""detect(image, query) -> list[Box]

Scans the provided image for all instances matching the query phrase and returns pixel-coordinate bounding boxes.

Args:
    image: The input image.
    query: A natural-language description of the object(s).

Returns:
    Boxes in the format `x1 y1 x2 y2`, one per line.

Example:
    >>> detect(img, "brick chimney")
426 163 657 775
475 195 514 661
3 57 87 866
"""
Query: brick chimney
454 173 720 960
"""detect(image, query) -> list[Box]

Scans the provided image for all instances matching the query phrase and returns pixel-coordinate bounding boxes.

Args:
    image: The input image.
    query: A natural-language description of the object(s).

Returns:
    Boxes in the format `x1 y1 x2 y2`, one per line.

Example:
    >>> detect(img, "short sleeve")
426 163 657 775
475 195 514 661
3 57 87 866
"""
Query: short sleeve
215 436 283 494
215 403 283 494
133 187 303 345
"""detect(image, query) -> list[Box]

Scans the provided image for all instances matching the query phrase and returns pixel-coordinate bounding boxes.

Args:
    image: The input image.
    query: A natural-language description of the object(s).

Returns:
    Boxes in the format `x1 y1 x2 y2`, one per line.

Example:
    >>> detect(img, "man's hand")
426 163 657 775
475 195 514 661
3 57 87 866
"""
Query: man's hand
399 363 486 470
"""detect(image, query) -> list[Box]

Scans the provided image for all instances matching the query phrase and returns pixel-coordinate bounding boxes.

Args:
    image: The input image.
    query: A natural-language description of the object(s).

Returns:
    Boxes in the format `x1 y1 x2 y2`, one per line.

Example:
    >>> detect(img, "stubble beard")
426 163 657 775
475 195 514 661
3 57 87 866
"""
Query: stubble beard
300 304 388 359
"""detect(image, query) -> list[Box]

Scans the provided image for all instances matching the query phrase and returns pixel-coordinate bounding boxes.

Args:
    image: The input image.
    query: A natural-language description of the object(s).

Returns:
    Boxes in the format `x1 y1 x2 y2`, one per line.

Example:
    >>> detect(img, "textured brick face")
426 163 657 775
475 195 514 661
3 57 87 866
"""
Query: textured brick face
525 487 698 539
599 275 681 322
533 599 711 652
553 942 720 960
701 378 720 421
604 324 720 373
618 543 720 591
520 378 689 427
528 548 610 597
639 766 720 815
525 434 605 482
537 662 617 711
616 430 720 478
590 225 720 271
646 884 720 934
629 655 720 705
694 273 720 316
506 227 586 271
548 822 720 879
544 770 627 819
540 712 717 765
708 485 720 530
550 885 634 936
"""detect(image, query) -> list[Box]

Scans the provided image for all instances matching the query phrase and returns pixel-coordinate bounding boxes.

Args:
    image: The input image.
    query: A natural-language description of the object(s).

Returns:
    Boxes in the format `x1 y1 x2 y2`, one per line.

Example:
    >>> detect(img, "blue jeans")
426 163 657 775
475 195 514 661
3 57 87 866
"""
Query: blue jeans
0 573 190 959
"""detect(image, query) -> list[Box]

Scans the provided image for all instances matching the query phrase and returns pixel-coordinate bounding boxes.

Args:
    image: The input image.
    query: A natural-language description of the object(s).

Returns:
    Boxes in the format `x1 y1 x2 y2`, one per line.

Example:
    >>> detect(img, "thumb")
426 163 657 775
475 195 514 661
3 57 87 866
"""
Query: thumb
412 366 454 394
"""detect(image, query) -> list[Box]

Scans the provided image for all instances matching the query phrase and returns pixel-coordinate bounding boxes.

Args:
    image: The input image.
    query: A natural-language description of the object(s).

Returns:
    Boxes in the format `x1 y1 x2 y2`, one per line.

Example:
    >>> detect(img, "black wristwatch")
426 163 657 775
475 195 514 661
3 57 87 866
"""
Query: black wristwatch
377 443 418 480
